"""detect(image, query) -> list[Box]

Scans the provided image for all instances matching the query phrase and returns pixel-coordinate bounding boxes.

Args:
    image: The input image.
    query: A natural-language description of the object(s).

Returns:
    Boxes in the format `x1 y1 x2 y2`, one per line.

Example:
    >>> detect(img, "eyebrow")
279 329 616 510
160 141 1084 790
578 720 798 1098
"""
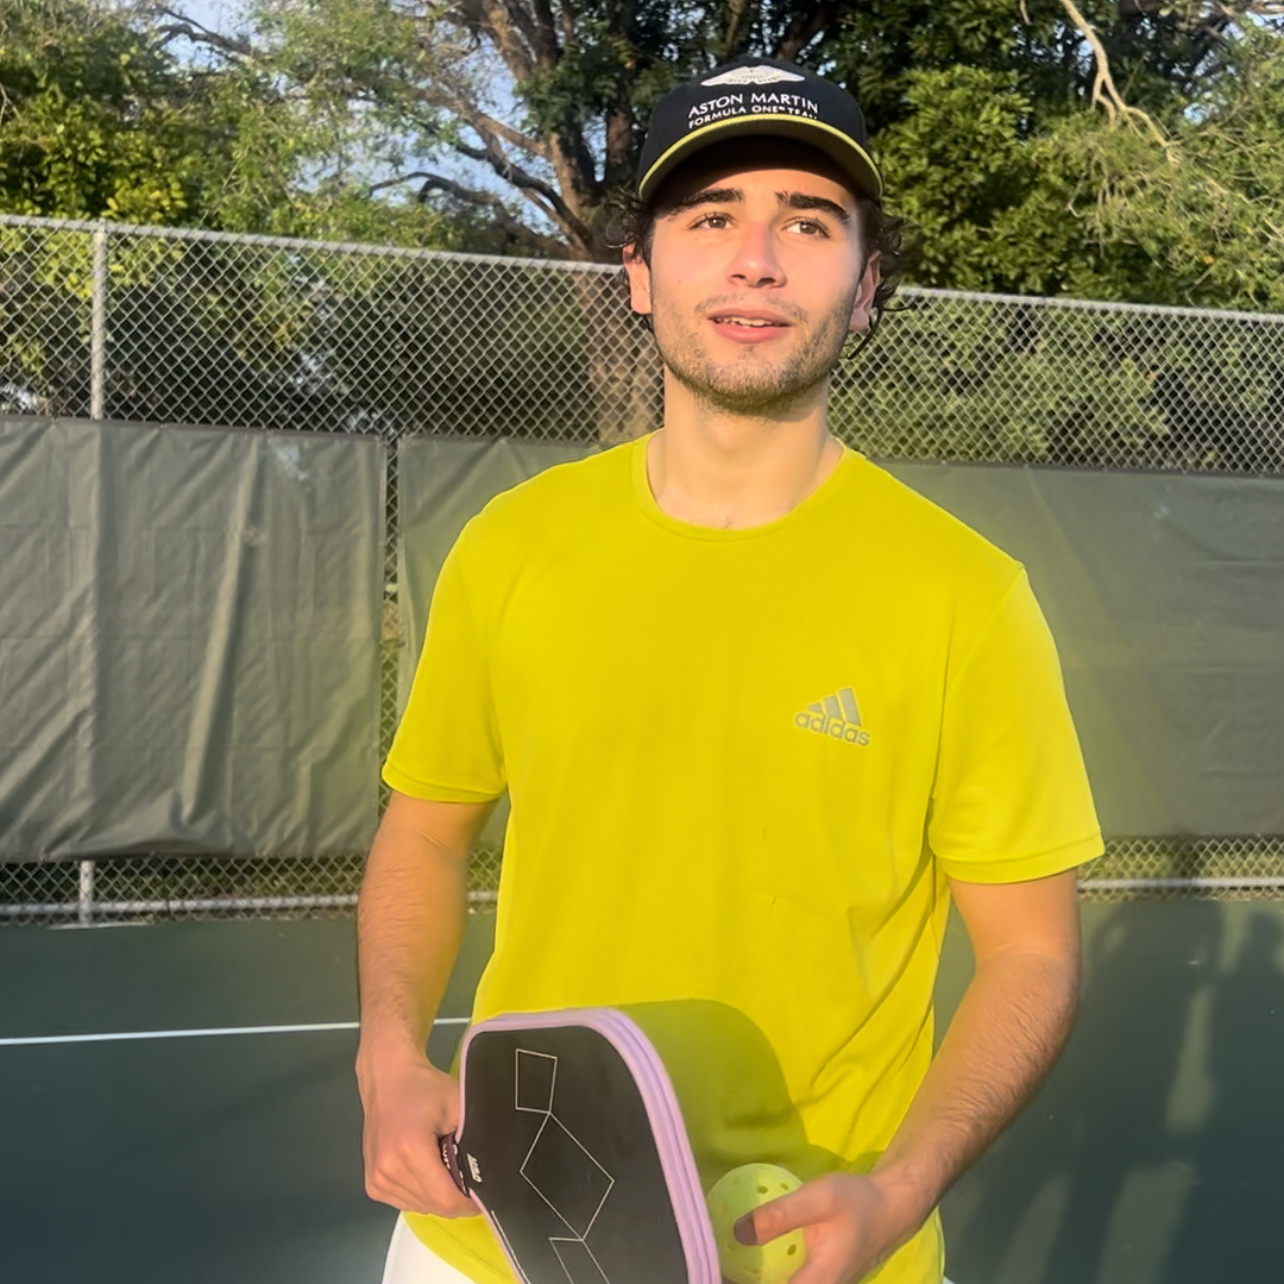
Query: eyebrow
669 186 851 224
781 191 851 223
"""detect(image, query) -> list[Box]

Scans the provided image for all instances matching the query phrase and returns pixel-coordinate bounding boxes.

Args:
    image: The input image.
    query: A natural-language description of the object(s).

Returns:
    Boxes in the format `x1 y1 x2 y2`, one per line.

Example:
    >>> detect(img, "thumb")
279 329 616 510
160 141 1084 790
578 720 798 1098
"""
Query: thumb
734 1182 827 1246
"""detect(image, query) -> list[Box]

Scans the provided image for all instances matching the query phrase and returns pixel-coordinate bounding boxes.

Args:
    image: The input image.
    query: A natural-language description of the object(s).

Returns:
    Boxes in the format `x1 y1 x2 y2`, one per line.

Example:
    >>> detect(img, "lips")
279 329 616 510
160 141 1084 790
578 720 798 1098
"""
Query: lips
707 309 792 344
708 311 789 328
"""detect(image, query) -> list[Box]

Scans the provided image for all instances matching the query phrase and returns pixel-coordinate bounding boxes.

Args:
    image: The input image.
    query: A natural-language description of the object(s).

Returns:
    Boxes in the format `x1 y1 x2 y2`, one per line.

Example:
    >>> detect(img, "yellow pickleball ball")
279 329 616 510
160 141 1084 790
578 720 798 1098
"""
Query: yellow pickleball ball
706 1163 807 1284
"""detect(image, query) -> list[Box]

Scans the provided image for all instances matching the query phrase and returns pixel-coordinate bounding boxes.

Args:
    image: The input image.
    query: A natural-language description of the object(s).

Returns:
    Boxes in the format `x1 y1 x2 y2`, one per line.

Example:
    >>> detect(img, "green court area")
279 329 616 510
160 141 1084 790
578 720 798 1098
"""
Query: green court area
1 901 1280 1283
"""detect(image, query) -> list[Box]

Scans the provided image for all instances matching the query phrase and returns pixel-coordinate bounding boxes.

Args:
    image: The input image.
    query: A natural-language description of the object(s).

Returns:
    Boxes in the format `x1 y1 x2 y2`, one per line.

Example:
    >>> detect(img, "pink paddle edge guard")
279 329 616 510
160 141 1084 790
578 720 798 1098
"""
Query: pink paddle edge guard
454 1007 721 1284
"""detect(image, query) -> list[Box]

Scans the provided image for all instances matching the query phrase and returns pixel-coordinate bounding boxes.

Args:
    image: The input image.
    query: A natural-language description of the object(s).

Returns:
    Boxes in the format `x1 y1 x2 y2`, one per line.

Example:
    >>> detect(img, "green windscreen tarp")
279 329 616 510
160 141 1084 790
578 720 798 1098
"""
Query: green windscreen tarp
885 463 1284 838
0 416 384 859
397 439 1284 841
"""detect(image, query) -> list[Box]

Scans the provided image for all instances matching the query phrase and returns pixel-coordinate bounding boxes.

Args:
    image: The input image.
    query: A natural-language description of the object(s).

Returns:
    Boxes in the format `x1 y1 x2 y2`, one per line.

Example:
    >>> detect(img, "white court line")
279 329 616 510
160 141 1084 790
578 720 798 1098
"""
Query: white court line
0 1016 470 1048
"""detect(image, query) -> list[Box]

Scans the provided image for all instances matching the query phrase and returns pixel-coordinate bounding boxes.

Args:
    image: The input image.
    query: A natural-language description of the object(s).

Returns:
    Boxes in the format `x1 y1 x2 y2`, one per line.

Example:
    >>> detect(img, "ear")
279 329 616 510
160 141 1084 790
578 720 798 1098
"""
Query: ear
622 244 653 316
848 251 881 334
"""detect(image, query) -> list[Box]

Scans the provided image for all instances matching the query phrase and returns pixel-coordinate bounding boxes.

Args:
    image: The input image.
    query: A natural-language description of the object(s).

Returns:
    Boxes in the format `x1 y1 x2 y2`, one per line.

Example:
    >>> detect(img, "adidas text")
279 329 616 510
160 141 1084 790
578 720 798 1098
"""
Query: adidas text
795 712 871 745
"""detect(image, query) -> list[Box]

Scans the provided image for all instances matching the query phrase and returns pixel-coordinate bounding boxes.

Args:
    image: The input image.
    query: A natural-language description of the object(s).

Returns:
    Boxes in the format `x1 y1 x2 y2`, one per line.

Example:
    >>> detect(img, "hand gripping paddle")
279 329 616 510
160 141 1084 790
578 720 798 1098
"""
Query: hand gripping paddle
438 1008 720 1284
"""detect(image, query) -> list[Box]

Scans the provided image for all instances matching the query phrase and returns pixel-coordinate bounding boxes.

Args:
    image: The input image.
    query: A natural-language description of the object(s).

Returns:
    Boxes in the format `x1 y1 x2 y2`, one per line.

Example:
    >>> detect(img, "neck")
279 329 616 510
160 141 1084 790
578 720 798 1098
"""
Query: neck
646 371 842 529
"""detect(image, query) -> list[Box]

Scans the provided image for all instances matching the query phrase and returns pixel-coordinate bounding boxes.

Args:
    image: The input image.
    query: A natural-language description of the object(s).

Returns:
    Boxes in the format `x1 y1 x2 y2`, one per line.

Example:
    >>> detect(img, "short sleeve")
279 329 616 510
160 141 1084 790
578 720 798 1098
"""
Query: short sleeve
382 528 506 802
929 570 1102 883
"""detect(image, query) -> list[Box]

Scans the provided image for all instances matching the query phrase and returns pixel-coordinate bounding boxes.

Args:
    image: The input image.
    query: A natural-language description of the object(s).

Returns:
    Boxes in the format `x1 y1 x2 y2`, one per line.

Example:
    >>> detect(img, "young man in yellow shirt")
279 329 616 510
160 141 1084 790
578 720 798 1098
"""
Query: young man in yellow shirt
357 56 1101 1284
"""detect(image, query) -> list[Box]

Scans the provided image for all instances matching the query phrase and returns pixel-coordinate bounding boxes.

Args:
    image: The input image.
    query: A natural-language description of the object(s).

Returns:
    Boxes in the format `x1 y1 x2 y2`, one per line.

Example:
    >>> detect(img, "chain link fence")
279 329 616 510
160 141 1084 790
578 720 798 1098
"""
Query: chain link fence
2 213 1282 923
0 849 503 926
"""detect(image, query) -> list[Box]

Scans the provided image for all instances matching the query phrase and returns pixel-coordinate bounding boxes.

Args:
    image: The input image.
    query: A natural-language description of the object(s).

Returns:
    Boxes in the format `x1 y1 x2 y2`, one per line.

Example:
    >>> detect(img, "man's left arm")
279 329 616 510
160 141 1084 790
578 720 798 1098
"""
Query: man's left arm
738 868 1080 1284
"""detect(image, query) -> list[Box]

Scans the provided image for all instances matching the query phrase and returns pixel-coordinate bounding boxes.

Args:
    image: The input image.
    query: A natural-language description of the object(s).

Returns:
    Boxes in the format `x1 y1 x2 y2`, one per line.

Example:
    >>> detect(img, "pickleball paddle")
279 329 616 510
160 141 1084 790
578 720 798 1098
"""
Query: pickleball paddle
438 1008 721 1284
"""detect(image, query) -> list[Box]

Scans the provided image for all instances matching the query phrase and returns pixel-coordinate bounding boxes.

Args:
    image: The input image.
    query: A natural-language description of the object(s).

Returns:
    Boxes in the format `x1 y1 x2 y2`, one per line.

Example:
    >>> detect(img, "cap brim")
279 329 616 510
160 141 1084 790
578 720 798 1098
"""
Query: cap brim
637 114 883 202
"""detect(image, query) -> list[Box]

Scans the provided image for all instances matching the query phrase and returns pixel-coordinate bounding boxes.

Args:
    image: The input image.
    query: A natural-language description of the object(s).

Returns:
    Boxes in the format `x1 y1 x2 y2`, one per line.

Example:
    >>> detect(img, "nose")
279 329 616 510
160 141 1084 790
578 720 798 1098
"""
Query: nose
726 220 783 289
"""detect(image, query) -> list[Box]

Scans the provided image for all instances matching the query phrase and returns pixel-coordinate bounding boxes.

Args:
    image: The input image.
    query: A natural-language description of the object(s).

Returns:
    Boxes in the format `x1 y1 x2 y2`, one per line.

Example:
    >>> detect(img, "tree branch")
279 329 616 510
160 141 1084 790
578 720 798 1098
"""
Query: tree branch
776 1 840 61
431 2 600 250
414 79 548 159
154 7 253 57
522 0 563 68
448 136 591 243
366 171 438 196
722 0 755 56
494 0 546 69
469 0 536 81
422 70 596 245
1058 0 1179 161
414 172 568 255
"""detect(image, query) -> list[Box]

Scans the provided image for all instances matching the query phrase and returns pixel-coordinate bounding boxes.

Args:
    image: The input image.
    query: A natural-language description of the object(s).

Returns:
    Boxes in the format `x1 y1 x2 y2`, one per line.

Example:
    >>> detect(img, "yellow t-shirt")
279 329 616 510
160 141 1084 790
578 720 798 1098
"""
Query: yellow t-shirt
383 437 1102 1284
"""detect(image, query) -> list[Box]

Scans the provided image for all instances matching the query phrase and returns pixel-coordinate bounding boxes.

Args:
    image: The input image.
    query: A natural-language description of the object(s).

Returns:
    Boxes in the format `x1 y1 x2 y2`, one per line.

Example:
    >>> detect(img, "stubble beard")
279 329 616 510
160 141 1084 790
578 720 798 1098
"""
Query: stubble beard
652 290 857 418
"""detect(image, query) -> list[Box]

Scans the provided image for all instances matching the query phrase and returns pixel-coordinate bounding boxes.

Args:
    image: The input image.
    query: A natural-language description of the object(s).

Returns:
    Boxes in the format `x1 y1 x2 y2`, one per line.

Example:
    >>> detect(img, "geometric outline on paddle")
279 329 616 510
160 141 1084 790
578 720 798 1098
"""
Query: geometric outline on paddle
515 1047 617 1283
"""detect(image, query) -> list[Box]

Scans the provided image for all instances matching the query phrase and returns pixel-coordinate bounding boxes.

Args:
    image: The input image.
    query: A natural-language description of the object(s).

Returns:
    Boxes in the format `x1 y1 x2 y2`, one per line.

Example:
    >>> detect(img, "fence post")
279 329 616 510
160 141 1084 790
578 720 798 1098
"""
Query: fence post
82 221 108 915
77 860 96 926
89 221 108 419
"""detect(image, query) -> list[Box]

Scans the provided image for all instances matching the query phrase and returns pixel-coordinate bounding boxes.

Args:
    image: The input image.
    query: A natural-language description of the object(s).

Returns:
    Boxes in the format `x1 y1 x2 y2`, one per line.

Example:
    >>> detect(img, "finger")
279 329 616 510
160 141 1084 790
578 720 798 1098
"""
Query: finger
783 1219 888 1284
366 1139 476 1217
784 1244 855 1284
420 1154 478 1217
368 1166 476 1217
735 1181 834 1245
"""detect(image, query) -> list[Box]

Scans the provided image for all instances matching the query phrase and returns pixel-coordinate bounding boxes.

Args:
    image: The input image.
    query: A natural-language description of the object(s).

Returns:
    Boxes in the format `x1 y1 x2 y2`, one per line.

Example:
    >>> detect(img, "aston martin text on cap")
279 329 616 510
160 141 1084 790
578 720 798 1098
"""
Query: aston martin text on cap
636 56 883 203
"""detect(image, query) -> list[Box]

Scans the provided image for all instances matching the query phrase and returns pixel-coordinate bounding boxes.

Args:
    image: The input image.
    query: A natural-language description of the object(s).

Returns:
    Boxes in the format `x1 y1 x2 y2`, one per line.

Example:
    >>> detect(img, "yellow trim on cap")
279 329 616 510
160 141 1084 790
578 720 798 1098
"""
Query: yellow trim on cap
638 114 883 200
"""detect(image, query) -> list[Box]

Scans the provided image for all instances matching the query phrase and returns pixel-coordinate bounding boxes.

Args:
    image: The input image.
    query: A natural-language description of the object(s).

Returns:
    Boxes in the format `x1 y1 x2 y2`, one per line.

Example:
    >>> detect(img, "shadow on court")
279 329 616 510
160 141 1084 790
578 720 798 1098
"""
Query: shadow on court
1 902 1281 1283
939 900 1284 1284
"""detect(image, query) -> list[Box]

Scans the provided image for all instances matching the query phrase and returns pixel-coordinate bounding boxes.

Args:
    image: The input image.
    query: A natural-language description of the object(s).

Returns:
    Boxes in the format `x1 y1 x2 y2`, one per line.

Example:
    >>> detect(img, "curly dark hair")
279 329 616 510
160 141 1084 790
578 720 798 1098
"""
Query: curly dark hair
606 184 911 351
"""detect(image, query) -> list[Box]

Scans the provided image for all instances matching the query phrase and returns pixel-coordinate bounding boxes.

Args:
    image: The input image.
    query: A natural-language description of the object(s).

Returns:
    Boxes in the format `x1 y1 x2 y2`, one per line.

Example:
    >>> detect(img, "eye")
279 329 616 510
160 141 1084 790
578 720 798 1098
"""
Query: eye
787 218 830 238
692 211 732 230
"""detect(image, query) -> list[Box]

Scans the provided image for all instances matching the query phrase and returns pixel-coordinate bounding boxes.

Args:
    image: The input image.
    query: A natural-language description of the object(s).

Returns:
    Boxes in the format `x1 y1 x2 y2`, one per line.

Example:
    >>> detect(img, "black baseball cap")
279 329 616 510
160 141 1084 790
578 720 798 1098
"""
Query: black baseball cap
636 56 882 203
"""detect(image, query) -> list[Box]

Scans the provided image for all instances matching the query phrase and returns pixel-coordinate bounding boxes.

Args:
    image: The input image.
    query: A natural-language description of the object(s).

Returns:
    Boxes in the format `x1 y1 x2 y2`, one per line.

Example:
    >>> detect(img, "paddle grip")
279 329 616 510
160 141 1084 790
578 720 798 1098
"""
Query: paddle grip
438 1133 467 1195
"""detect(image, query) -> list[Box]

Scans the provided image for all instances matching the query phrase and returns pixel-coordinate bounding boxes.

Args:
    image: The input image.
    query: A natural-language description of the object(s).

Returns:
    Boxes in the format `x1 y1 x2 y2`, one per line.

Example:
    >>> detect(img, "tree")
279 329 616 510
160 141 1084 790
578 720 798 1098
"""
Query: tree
0 0 492 244
1048 10 1284 310
0 2 452 431
0 0 213 223
0 0 516 424
836 0 1284 305
9 0 1283 303
153 0 1283 289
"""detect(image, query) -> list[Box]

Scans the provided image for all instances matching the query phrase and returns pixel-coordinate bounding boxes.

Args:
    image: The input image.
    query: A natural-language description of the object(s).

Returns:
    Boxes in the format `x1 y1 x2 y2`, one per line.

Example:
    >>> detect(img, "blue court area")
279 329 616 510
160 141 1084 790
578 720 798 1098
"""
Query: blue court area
1 900 1280 1284
0 916 491 1284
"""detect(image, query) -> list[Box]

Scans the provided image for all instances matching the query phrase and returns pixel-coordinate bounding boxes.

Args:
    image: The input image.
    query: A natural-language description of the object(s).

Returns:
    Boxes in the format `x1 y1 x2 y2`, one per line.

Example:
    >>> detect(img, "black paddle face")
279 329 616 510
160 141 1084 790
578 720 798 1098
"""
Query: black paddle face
454 1024 692 1284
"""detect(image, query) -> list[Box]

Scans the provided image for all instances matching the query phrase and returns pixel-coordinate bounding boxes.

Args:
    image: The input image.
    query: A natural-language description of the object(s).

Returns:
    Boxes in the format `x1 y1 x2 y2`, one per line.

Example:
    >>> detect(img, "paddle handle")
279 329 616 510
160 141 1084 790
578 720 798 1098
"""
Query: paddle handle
439 1133 468 1195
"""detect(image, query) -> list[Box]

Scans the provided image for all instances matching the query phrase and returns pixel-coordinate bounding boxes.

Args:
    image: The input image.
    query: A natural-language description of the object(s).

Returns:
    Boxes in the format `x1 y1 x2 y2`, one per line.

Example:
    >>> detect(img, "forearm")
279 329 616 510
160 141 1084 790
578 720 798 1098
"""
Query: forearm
738 931 1080 1283
355 793 493 1215
356 797 476 1064
871 943 1080 1226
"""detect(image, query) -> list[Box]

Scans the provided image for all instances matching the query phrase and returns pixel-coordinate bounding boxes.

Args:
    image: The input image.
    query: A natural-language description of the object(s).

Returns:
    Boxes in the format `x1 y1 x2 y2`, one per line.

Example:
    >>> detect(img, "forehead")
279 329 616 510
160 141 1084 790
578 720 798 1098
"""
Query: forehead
652 137 860 215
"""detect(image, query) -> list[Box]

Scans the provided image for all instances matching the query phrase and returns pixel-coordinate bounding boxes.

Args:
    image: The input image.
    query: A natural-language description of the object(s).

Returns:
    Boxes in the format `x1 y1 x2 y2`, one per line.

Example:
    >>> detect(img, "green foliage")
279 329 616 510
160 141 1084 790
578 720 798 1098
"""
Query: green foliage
832 291 1283 471
1051 23 1284 311
0 0 489 246
0 0 207 222
844 6 1284 311
832 299 1165 465
873 67 1071 294
5 0 1284 311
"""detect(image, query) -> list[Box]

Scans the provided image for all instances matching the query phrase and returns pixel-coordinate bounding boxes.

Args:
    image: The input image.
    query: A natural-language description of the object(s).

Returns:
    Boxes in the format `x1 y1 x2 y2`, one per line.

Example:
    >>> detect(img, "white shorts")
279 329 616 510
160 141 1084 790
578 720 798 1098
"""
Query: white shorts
381 1214 476 1284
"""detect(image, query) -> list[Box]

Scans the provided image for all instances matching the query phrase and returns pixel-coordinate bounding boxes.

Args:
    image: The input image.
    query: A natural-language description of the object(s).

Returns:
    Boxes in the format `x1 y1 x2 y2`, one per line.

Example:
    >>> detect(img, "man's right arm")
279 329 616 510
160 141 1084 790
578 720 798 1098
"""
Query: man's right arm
356 789 494 1217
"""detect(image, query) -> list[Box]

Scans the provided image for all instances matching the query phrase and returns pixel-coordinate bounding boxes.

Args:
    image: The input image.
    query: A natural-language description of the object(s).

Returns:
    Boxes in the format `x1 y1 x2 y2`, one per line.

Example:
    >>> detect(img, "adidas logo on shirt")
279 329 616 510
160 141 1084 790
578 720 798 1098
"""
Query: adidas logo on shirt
795 688 870 745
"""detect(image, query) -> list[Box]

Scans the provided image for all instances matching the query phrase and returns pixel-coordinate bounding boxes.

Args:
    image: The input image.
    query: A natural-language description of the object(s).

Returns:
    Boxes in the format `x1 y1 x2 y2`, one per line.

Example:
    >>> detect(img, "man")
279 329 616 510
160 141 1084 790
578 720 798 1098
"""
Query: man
357 55 1101 1284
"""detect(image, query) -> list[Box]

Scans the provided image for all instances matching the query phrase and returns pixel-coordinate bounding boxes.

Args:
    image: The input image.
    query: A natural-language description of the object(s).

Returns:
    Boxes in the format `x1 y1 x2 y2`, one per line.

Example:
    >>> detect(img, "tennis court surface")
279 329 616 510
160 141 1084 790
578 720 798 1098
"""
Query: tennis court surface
2 900 1280 1284
0 915 491 1284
